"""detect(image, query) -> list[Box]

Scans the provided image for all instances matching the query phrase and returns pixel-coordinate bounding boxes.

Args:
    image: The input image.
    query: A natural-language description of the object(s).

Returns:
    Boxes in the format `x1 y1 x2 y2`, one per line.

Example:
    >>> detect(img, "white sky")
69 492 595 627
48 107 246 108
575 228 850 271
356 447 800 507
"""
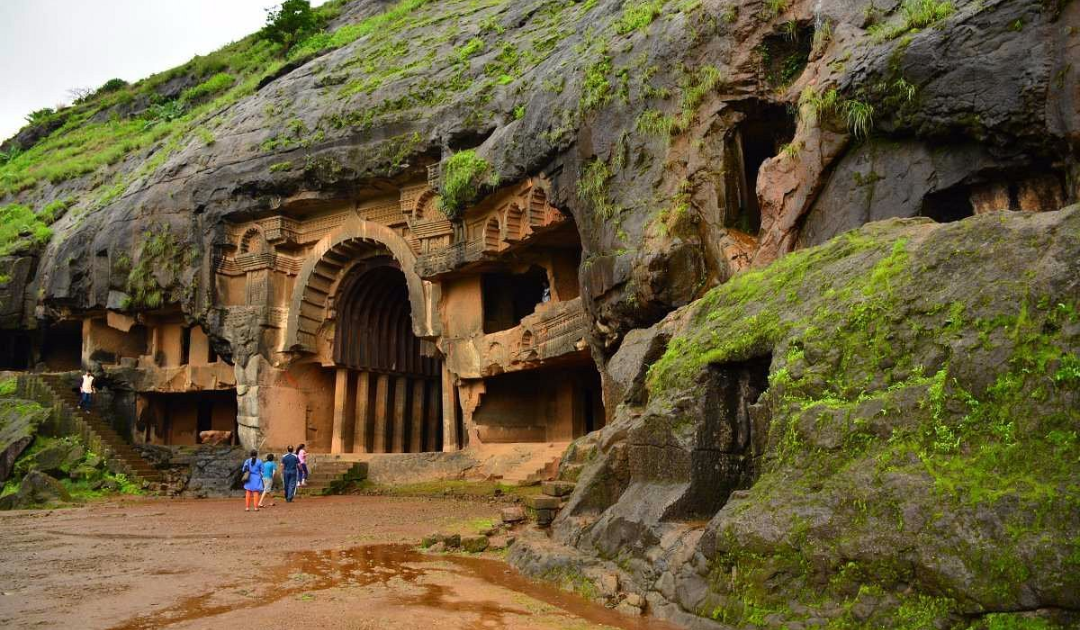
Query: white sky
0 0 328 143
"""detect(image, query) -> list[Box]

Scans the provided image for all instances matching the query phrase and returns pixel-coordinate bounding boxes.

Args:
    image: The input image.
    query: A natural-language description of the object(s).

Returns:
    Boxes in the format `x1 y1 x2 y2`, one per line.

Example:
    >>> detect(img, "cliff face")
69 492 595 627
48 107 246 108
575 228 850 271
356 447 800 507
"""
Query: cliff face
511 207 1080 628
1 0 1078 626
2 0 1075 348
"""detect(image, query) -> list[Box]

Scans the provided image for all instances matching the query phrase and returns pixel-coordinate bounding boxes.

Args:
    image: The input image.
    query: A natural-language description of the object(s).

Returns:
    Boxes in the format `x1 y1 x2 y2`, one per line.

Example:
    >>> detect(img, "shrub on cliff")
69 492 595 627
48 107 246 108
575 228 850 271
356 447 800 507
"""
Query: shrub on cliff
262 0 320 51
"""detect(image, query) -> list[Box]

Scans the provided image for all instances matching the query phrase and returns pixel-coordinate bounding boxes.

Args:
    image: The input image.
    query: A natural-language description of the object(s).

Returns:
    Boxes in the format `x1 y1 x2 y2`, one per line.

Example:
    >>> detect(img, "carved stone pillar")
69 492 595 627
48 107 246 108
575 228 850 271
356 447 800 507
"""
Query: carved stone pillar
331 368 353 454
392 376 408 453
352 371 371 453
373 374 390 453
441 366 458 452
409 379 424 453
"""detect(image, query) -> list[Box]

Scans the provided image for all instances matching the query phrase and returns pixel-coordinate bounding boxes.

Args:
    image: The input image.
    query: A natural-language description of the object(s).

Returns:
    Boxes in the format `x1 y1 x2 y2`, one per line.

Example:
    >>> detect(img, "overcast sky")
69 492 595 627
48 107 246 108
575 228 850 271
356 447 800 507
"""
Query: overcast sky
0 0 327 142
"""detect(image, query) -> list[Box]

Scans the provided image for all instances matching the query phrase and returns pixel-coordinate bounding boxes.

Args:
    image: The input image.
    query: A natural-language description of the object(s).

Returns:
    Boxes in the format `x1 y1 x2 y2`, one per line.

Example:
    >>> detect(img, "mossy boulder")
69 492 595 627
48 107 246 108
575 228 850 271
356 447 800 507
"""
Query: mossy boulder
0 398 49 483
512 206 1080 629
0 470 71 510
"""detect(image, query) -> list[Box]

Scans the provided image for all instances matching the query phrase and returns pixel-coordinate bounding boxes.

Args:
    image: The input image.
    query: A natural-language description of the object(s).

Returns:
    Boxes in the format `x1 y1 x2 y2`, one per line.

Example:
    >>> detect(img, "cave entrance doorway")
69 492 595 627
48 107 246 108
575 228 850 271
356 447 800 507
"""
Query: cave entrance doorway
725 103 797 236
470 359 604 444
331 257 443 454
137 390 238 446
40 320 83 371
921 185 975 223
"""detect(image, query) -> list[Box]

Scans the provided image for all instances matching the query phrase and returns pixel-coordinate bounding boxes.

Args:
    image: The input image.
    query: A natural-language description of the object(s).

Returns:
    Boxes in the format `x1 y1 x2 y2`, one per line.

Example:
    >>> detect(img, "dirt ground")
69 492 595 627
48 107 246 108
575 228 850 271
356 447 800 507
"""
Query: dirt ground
0 494 674 630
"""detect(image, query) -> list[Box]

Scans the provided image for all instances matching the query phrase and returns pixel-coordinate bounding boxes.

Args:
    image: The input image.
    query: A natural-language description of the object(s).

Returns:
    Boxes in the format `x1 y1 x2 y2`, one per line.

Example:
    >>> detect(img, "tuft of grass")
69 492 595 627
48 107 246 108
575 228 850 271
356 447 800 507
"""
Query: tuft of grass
800 87 875 138
614 0 666 35
868 0 955 40
439 150 498 219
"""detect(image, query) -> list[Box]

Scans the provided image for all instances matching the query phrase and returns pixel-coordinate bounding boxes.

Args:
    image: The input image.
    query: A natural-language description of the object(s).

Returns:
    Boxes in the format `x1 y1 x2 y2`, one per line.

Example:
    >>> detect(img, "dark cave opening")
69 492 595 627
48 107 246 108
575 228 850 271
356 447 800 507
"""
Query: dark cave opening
726 104 797 235
0 332 32 370
921 185 975 223
759 23 815 90
481 266 550 334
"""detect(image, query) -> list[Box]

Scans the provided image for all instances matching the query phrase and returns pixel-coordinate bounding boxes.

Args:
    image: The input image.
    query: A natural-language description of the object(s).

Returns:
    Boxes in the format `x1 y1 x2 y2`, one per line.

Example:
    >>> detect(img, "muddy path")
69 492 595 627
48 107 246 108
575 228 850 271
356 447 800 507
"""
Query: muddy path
0 495 678 629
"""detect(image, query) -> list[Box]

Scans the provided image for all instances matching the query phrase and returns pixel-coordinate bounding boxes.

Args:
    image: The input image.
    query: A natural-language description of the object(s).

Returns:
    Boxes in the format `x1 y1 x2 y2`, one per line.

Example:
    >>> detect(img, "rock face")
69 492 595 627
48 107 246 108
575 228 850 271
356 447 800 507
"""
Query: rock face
0 470 71 510
0 0 1075 353
511 207 1080 628
132 444 245 497
0 398 50 482
0 0 1077 626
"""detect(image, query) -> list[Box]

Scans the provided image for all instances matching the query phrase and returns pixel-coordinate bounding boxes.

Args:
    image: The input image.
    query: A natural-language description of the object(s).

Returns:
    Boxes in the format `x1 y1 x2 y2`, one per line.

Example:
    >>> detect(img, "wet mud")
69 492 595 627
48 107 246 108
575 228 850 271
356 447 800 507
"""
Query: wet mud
111 544 672 630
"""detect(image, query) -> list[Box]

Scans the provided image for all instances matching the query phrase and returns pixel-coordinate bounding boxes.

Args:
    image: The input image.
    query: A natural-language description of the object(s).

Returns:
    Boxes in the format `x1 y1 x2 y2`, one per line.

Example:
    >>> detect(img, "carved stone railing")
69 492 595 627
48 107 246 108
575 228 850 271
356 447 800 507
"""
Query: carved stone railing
414 238 489 278
531 298 589 360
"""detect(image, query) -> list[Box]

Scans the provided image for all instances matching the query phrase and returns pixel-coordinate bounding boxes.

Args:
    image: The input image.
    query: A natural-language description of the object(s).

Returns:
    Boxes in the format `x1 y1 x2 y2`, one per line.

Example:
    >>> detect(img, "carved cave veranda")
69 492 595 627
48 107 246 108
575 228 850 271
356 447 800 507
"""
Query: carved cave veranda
29 172 601 471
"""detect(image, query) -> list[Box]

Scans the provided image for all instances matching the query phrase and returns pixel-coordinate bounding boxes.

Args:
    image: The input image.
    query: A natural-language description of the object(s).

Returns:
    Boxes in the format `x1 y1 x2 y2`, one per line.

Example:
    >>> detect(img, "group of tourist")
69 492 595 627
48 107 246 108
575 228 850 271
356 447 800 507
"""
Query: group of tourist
240 443 309 511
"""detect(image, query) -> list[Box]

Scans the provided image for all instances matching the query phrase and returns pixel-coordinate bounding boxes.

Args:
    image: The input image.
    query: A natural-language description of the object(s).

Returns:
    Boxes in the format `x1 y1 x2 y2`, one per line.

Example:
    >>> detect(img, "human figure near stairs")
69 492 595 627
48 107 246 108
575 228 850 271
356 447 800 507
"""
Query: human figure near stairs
78 371 95 411
281 445 300 503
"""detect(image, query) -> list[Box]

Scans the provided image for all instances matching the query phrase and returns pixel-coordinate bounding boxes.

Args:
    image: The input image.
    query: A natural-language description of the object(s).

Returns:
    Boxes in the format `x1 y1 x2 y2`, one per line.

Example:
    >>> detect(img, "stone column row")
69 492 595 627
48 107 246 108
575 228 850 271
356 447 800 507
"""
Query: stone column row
331 368 447 454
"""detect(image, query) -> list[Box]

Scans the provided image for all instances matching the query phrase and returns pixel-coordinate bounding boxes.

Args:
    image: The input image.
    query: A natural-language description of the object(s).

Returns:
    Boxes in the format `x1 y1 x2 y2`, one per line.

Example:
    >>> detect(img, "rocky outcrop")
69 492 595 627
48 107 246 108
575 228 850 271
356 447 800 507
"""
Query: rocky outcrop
512 206 1080 629
0 398 50 482
0 470 71 510
132 444 246 497
0 0 1073 356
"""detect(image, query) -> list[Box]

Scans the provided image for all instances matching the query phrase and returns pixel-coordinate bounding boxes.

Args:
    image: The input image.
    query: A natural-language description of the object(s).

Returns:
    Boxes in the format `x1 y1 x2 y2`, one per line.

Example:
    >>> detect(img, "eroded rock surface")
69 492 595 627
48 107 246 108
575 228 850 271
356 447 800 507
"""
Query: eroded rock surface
512 207 1080 629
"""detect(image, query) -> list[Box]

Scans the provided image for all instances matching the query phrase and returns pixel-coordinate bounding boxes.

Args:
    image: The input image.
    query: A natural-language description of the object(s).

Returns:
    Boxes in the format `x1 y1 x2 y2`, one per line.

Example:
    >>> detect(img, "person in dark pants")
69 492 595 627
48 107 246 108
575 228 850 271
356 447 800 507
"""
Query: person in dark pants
280 445 300 502
78 371 95 411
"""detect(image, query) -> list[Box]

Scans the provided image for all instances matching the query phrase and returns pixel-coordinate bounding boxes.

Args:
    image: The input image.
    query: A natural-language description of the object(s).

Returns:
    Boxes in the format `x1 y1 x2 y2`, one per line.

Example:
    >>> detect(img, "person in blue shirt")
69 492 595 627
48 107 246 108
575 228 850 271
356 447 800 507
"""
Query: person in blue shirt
280 445 300 503
241 451 263 512
258 453 278 508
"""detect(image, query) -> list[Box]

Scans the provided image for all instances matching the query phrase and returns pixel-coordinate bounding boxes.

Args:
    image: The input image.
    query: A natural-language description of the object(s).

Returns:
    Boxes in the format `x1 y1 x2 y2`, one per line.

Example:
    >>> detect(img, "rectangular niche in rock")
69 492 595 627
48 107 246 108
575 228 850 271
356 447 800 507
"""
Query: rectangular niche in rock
661 354 772 522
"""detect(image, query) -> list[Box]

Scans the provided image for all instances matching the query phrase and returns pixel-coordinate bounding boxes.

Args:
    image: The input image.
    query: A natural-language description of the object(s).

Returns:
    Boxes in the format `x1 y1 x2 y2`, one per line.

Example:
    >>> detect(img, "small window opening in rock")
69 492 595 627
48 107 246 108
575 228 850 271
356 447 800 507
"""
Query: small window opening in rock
725 103 797 235
759 23 815 90
1007 182 1021 212
481 266 549 334
207 343 218 364
180 326 191 366
921 186 975 223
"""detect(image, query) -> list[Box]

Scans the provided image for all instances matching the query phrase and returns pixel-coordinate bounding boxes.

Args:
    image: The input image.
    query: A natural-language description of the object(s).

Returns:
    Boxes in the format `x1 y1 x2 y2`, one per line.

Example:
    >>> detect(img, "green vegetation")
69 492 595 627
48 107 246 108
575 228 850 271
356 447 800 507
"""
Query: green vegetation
762 0 788 19
635 65 723 138
3 435 144 503
0 203 54 255
0 378 16 396
180 72 236 103
578 158 623 220
580 52 614 113
438 150 498 219
121 225 196 310
800 87 875 138
868 0 956 41
261 0 321 50
614 0 666 35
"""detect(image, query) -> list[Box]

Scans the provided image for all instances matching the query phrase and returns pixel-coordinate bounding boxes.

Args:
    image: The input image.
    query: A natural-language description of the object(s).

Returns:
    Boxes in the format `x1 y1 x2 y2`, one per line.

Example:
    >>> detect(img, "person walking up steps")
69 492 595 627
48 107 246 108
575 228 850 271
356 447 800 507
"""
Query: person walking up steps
281 446 299 503
297 443 309 487
257 453 277 508
241 450 263 512
78 371 95 411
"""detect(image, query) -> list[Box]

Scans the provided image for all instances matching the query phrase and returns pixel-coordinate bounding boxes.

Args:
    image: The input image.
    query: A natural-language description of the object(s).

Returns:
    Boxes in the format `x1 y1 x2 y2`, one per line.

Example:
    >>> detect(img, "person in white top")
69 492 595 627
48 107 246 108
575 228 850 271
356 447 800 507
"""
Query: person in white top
79 371 95 411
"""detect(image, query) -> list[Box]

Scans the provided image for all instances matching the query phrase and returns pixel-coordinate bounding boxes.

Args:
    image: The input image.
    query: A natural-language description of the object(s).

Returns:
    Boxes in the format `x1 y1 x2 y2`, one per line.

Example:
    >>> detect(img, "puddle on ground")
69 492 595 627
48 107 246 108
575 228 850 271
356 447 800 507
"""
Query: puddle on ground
109 544 679 630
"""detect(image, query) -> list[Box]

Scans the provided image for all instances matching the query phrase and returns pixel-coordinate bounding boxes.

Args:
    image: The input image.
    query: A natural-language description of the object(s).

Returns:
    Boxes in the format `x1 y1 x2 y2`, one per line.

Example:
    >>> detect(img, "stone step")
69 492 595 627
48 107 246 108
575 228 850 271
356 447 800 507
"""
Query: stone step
33 374 164 484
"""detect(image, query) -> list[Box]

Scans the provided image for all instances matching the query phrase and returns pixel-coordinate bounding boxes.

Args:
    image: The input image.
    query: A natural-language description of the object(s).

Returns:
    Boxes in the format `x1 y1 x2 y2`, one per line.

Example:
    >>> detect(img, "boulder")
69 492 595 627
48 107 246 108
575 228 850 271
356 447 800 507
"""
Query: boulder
0 470 71 510
31 441 84 475
526 495 560 510
0 399 49 483
461 535 489 553
500 506 526 524
197 430 232 446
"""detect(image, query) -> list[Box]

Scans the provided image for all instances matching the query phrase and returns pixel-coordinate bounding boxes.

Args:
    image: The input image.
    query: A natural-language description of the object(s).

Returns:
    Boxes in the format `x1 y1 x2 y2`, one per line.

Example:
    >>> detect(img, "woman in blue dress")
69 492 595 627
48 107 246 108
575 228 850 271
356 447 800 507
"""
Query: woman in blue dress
241 450 264 512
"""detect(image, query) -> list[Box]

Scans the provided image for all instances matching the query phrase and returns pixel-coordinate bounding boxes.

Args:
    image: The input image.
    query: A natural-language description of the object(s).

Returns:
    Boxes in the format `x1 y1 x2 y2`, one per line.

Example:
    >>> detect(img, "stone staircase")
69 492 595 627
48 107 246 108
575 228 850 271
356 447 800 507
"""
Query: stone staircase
23 373 164 486
300 455 368 495
498 443 568 486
